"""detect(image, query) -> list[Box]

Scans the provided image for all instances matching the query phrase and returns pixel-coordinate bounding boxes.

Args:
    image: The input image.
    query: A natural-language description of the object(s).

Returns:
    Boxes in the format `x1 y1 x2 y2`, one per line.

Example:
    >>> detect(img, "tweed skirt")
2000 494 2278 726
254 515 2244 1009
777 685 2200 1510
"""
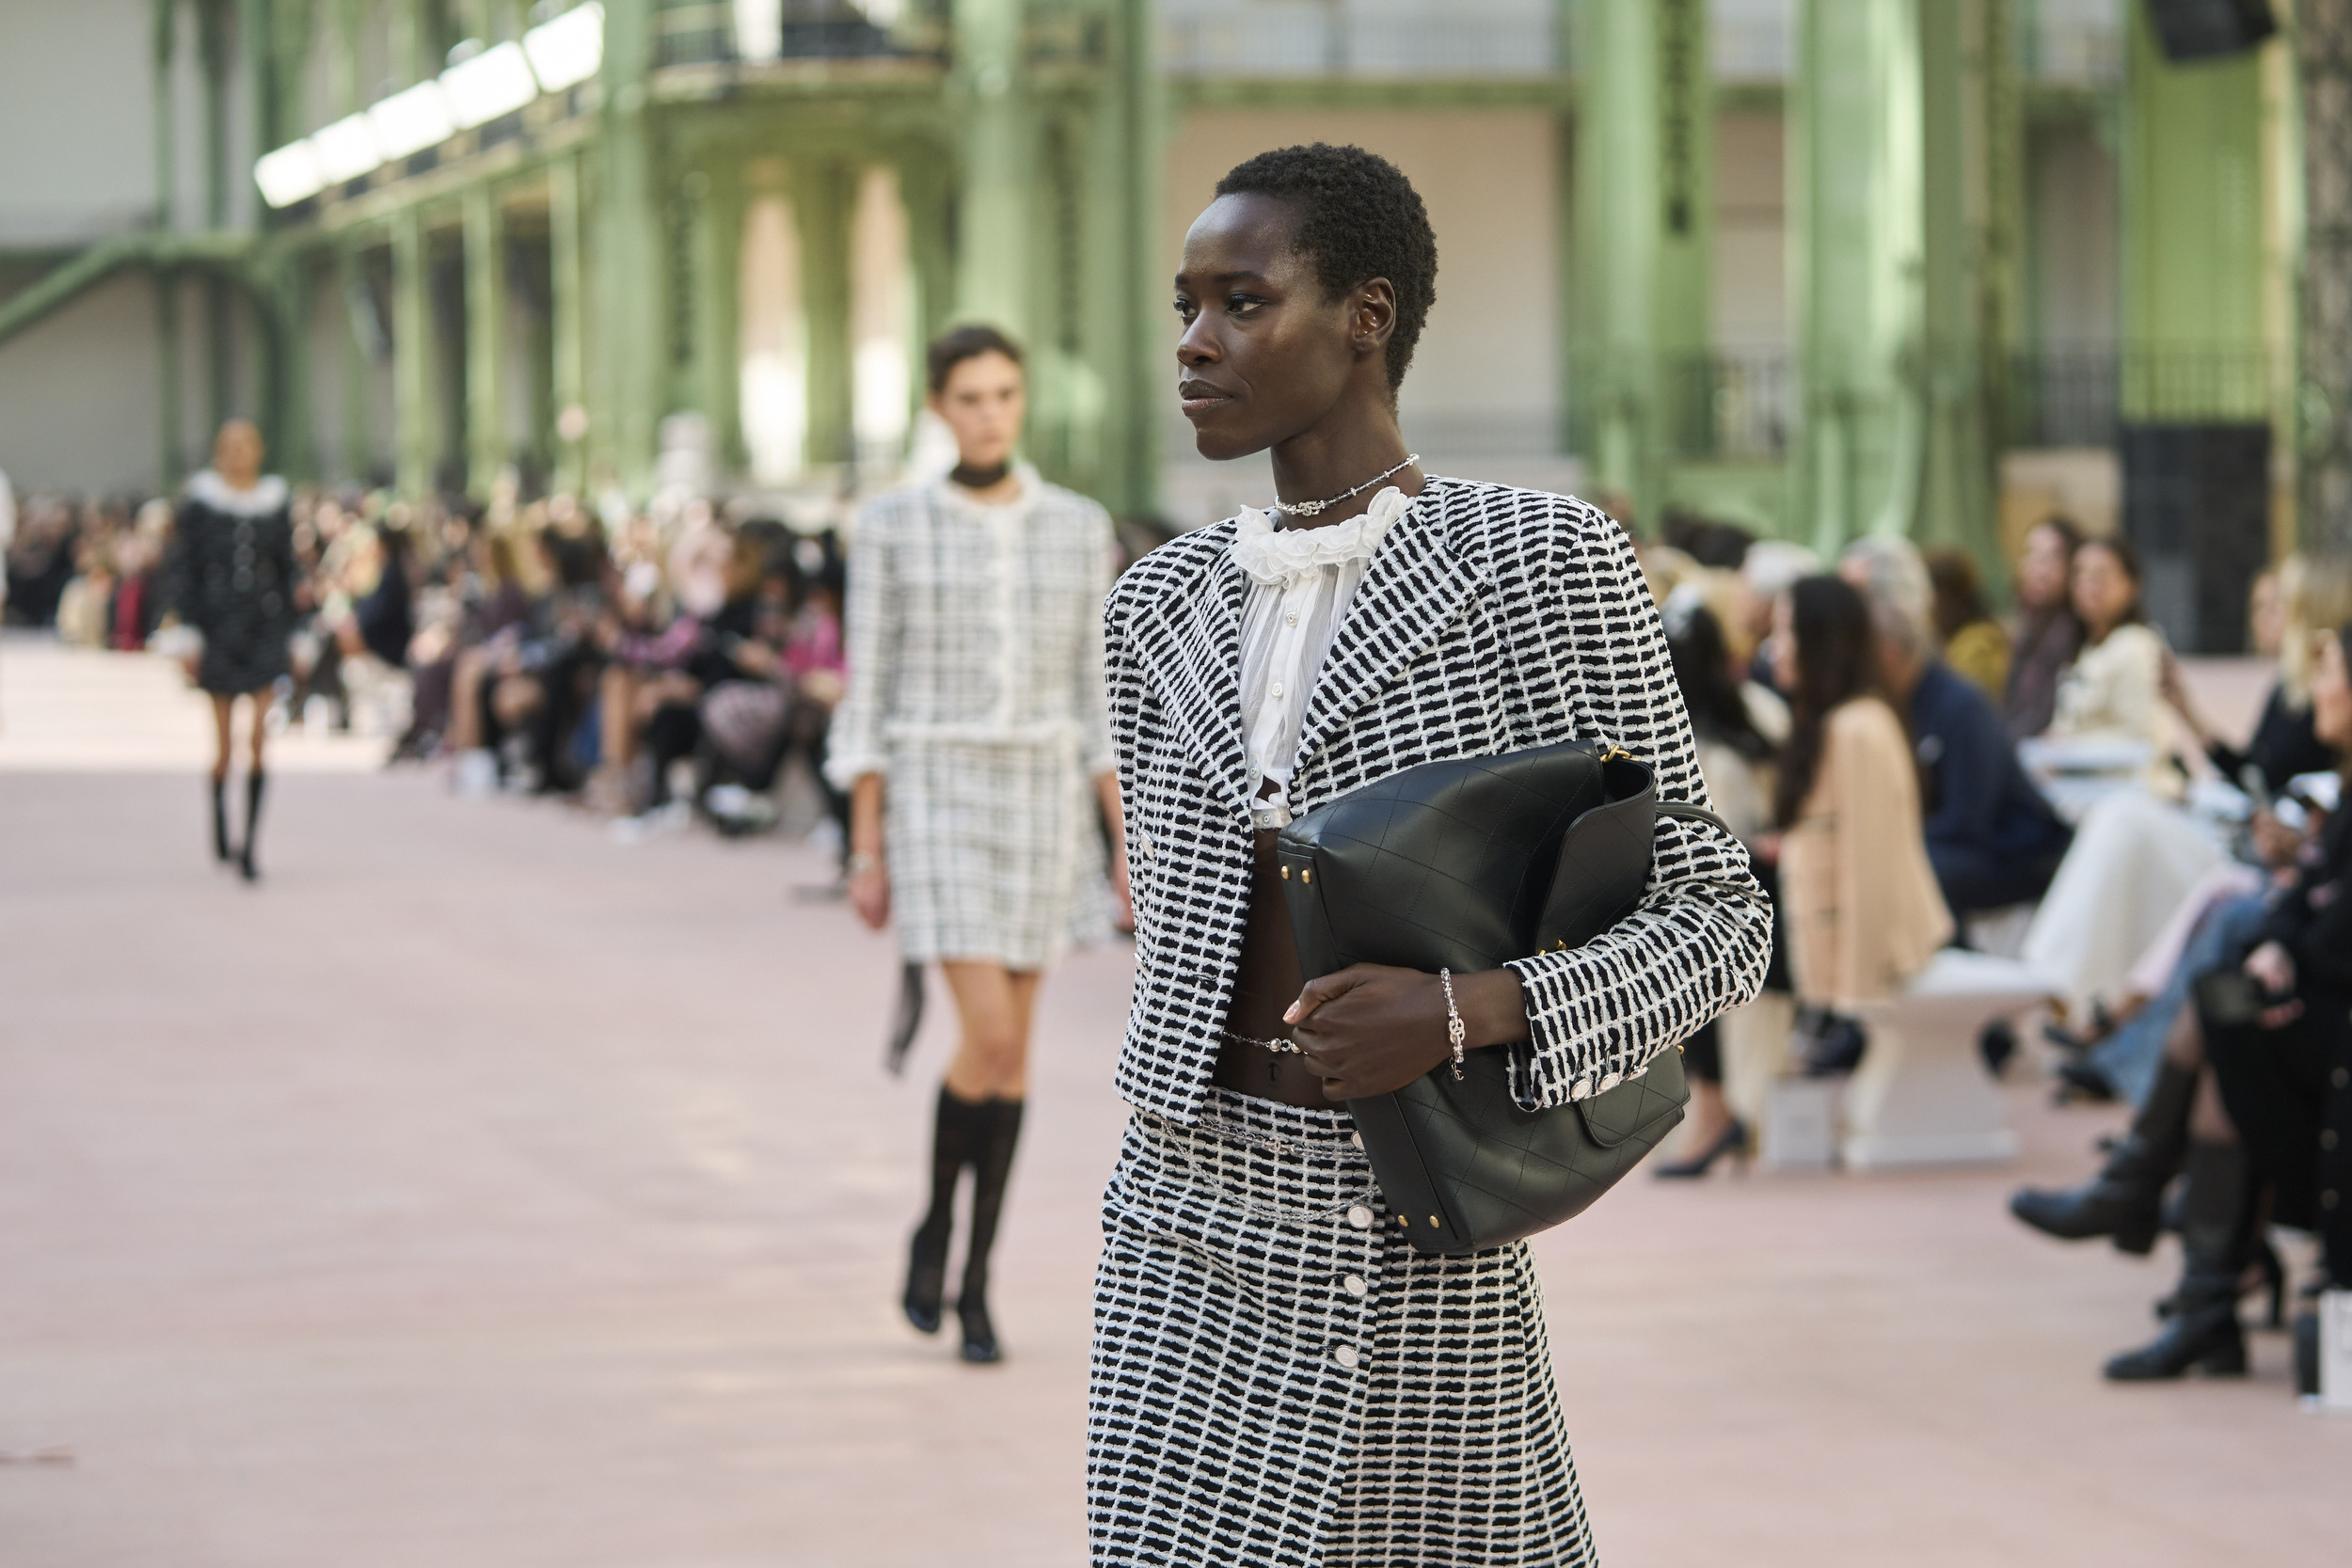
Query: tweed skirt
883 735 1109 970
1088 1087 1594 1567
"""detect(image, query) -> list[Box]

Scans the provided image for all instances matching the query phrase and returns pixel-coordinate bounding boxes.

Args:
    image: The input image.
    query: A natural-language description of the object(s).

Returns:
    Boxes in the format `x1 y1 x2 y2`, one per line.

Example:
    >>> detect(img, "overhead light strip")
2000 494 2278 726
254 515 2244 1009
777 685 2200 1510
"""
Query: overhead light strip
252 3 604 209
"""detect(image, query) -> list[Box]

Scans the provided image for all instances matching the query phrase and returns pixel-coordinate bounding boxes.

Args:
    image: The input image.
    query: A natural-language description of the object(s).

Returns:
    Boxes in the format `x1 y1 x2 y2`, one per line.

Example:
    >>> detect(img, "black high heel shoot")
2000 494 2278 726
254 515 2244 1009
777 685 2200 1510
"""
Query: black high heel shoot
1655 1118 1750 1180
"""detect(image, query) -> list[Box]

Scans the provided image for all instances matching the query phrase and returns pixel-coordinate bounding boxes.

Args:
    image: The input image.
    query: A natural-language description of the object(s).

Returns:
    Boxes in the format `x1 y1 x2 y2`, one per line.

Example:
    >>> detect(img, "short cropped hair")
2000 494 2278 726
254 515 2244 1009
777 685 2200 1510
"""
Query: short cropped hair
927 324 1024 395
1839 535 1937 662
1215 143 1438 393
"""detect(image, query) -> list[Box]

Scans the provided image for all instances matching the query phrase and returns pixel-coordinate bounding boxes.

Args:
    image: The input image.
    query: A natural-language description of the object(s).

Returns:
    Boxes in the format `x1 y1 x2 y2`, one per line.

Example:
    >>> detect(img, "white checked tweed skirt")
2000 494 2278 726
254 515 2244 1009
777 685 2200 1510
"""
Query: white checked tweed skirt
884 736 1109 969
1089 1088 1595 1566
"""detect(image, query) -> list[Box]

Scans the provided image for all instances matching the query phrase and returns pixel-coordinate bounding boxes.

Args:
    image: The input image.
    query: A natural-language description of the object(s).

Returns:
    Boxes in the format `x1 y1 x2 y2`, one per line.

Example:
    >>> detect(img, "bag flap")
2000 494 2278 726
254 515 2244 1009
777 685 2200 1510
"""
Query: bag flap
1573 1047 1690 1148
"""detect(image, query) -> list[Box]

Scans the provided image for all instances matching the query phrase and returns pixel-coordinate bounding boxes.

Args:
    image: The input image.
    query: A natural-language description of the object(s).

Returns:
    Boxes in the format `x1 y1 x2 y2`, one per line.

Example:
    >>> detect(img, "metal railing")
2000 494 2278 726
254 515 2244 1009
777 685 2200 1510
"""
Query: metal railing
2003 347 2276 446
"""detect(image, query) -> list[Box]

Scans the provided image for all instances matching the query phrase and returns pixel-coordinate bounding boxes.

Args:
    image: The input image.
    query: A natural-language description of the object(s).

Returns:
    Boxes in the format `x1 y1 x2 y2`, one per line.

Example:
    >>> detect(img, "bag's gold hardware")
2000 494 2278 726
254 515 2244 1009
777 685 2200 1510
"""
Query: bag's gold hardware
1428 1214 1440 1227
1301 868 1312 883
1280 865 1290 879
1397 1214 1409 1227
1601 741 1631 764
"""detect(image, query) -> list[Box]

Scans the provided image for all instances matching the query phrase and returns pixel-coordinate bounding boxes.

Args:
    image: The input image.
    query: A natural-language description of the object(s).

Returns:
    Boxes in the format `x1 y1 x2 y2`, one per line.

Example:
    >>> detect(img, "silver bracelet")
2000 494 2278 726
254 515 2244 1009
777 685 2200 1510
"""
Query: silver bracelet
1438 967 1467 1081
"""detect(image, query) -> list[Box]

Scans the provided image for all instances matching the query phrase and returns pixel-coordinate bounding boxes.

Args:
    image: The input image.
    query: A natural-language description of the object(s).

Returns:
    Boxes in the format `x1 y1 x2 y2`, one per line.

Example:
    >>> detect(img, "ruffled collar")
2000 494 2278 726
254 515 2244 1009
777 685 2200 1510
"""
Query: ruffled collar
186 469 288 516
1231 484 1413 587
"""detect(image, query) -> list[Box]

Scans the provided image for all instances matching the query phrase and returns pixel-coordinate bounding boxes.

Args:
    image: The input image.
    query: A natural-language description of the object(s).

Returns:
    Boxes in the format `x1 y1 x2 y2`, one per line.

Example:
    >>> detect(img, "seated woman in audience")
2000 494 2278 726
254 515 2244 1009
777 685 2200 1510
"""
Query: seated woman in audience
2018 536 2215 1035
1656 594 1782 1175
2019 624 2351 1386
1925 546 2009 701
2005 516 2084 739
2163 553 2352 795
2210 620 2352 1391
1772 576 1952 1057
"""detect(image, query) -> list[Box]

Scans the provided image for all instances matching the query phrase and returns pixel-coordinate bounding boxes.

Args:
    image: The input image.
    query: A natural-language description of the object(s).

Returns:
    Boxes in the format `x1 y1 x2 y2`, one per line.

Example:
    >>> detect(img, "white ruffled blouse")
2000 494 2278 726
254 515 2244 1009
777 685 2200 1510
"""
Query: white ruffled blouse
1232 484 1411 826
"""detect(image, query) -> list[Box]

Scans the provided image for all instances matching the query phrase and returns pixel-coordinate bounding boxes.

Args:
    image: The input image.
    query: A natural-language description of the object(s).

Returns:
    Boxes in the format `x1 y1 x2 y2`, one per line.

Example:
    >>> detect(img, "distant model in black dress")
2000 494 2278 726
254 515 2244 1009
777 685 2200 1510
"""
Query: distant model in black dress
165 420 297 881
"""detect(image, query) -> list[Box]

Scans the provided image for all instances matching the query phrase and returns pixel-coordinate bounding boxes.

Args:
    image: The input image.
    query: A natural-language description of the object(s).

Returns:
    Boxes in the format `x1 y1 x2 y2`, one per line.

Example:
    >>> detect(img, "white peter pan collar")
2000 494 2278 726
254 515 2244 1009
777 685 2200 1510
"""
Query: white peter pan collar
186 469 289 515
1231 484 1412 587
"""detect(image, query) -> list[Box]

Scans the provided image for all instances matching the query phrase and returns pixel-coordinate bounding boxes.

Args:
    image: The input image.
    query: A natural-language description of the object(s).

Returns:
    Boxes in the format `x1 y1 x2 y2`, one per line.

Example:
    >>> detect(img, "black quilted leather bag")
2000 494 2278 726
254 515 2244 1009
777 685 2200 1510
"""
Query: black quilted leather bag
1276 740 1729 1256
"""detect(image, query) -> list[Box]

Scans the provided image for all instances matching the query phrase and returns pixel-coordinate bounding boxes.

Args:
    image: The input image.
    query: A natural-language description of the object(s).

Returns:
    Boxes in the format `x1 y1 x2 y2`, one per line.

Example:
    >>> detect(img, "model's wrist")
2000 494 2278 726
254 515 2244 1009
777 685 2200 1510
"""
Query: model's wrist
1455 968 1532 1048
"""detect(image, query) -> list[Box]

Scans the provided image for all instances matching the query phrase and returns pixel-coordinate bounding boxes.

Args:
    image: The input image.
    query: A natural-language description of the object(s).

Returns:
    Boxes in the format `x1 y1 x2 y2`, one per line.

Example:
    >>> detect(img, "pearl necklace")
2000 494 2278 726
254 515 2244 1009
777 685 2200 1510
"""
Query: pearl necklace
1271 453 1419 518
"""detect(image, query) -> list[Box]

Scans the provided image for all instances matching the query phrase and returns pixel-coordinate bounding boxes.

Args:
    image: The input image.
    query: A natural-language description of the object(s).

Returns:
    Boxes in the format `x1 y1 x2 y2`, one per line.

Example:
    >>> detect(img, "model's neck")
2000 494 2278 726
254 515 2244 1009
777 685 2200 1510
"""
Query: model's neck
1267 407 1420 530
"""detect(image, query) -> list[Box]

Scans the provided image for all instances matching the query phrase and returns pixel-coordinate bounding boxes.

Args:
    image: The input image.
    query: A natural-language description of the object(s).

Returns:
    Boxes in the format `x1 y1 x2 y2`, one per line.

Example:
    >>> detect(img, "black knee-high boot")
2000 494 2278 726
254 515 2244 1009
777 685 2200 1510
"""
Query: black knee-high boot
239 770 266 882
904 1087 984 1334
2010 1056 2198 1253
2105 1140 2258 1380
211 774 232 863
958 1098 1025 1365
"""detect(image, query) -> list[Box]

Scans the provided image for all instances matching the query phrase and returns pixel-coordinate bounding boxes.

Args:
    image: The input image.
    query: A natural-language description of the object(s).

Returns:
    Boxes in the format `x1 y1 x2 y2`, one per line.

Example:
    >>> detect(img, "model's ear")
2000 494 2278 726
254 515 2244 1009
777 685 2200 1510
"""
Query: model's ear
1350 278 1397 362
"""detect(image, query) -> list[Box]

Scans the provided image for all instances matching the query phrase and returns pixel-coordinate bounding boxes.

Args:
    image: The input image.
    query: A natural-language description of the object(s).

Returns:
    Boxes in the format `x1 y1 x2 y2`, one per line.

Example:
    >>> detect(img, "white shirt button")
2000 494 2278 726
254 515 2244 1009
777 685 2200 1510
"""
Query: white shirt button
1345 1204 1373 1229
1271 681 1284 699
1349 1131 1364 1149
1333 1344 1360 1369
1284 610 1298 626
1343 1275 1368 1297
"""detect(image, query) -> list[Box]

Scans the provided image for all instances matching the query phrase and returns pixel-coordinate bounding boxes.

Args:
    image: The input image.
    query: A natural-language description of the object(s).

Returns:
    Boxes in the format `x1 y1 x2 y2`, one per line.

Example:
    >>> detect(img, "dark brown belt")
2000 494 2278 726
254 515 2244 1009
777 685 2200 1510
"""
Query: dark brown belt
1212 829 1340 1109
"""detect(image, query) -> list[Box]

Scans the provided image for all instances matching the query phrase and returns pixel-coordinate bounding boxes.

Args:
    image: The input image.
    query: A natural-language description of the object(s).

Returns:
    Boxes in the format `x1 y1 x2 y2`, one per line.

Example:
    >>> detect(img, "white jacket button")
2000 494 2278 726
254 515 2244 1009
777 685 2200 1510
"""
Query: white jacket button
1345 1204 1373 1229
1342 1275 1368 1298
1332 1344 1360 1369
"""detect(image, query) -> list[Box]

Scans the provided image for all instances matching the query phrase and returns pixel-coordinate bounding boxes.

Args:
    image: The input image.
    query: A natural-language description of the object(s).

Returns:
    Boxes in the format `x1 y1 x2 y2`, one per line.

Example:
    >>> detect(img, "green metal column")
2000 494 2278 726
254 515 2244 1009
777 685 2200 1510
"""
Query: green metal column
2120 8 2269 423
1087 0 1164 515
1570 0 1712 525
338 238 373 483
464 182 507 496
1912 0 1997 569
153 0 183 486
2303 0 2352 556
902 147 957 399
798 159 856 471
199 0 234 431
951 0 1033 339
593 0 662 498
392 208 435 497
1790 0 1924 552
690 163 744 474
549 151 588 495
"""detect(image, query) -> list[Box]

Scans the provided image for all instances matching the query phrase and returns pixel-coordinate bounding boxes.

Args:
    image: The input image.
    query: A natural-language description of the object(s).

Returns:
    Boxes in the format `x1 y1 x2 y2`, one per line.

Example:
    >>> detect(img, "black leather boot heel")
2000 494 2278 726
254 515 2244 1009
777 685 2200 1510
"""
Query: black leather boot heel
903 1086 981 1335
239 770 266 882
211 775 232 863
956 1098 1025 1366
2104 1139 2256 1382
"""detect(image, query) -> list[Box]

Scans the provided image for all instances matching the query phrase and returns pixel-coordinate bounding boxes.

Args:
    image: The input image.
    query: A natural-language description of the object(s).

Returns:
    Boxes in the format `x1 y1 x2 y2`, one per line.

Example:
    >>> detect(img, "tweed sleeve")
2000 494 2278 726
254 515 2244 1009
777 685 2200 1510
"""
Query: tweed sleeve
1498 509 1772 1109
1076 506 1119 778
823 500 899 789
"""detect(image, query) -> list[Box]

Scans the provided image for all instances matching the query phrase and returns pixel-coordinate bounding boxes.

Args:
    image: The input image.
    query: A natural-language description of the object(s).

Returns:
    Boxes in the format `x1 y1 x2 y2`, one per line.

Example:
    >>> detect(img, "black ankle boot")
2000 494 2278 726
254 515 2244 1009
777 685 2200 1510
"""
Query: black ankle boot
957 1098 1025 1365
903 1086 982 1335
211 775 232 863
239 769 266 882
2011 1057 2196 1254
2106 1141 2256 1382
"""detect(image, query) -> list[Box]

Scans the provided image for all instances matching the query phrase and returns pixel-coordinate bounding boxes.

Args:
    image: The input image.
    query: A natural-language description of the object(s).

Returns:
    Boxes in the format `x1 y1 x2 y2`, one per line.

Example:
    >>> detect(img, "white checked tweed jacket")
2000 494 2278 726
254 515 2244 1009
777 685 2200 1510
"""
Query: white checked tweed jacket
1104 475 1772 1121
828 469 1119 966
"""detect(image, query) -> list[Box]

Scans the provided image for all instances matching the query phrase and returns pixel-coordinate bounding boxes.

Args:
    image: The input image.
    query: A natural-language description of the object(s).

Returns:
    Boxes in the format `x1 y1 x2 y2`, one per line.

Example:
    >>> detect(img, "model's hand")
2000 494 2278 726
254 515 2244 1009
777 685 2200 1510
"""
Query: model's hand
849 858 890 932
1285 964 1529 1101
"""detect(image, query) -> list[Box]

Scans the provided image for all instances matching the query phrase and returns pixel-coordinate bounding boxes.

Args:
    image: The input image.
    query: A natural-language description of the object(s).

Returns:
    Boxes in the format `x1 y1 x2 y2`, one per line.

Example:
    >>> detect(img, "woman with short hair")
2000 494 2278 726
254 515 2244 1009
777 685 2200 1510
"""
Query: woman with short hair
829 325 1127 1366
1088 143 1771 1567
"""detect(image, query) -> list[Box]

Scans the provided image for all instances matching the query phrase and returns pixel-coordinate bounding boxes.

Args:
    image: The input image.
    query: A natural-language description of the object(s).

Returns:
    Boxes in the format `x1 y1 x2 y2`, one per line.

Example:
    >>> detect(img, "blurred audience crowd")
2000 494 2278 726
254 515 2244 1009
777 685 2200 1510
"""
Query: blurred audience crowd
4 479 858 847
11 466 2348 1398
1642 506 2351 1399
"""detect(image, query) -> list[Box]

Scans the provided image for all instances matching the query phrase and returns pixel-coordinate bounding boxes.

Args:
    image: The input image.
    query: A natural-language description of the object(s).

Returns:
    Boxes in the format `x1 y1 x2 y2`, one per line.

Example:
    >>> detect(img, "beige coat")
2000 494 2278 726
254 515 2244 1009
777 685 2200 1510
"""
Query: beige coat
1780 696 1954 1009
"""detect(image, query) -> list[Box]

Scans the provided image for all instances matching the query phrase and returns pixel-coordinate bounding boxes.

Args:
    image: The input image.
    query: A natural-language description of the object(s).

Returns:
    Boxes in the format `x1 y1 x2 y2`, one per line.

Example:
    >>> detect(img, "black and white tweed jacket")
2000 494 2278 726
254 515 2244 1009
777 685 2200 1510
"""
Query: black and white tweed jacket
1104 476 1772 1122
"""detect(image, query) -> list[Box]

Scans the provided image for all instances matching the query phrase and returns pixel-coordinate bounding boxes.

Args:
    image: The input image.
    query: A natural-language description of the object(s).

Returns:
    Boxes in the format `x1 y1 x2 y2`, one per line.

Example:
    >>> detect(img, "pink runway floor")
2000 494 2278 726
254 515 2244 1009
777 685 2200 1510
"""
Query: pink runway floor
0 639 2342 1566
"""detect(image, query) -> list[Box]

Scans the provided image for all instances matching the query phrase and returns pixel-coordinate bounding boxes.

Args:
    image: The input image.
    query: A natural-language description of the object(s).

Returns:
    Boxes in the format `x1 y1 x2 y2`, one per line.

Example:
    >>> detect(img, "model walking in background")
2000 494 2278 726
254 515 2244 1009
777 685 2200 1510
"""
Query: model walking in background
164 419 296 882
1088 144 1771 1565
829 325 1129 1365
